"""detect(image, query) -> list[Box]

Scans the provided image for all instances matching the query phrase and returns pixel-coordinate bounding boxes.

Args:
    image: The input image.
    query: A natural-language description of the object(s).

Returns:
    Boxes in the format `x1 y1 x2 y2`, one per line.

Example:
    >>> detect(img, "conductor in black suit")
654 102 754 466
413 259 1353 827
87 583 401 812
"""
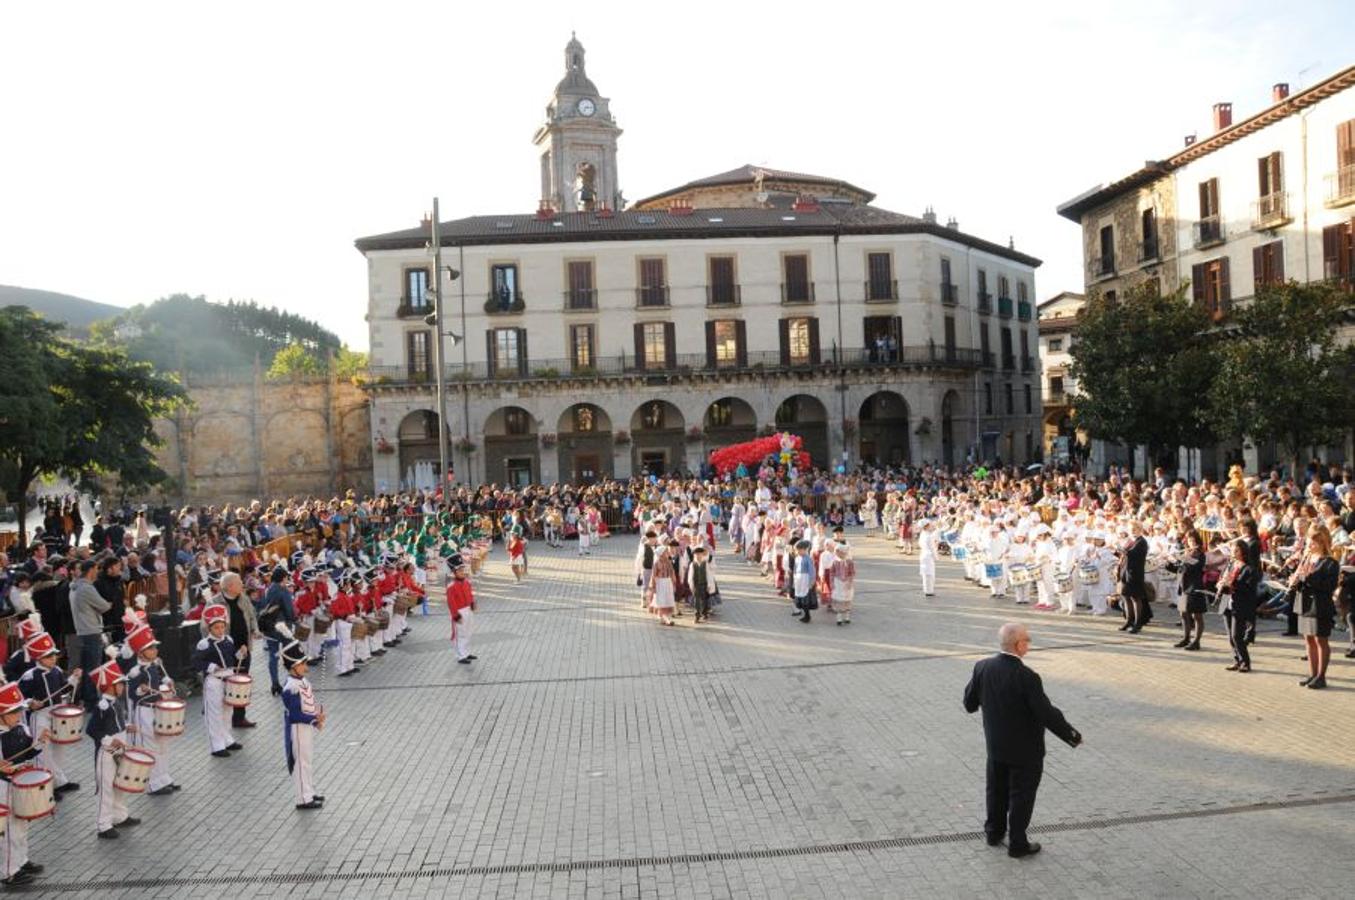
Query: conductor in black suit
963 623 1082 858
1118 522 1151 633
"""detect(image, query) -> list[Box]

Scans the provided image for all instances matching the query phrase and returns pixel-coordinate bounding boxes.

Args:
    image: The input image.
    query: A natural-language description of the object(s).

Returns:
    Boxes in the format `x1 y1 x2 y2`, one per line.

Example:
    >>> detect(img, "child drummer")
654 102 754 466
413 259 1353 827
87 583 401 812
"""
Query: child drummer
17 632 81 797
192 604 246 758
0 680 47 886
86 660 142 839
123 625 179 796
279 641 326 810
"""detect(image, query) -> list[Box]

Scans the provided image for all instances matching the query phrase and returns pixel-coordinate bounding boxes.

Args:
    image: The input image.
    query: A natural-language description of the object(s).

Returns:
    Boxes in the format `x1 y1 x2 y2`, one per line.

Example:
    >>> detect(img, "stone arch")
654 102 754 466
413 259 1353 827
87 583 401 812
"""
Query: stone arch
631 399 686 476
483 405 539 487
557 402 614 483
557 402 612 434
395 409 445 489
774 393 829 467
858 391 910 467
703 396 757 449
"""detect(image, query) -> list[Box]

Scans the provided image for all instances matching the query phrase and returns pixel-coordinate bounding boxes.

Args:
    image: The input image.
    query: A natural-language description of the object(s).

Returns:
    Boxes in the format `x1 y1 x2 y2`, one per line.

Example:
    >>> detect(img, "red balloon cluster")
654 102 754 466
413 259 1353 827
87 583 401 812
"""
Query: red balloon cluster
708 433 811 476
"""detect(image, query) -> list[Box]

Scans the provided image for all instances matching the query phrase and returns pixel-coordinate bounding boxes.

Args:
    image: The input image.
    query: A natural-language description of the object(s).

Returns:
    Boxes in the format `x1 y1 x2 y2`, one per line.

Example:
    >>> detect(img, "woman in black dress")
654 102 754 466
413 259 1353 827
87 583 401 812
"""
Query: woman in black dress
1290 524 1339 689
1174 531 1208 651
1218 540 1260 672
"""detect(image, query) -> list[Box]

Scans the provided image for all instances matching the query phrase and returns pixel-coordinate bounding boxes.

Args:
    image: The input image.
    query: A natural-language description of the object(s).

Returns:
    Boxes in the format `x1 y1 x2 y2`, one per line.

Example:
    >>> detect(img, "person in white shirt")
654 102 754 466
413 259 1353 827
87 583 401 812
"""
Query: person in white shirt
918 519 938 597
1007 532 1034 606
985 524 1010 599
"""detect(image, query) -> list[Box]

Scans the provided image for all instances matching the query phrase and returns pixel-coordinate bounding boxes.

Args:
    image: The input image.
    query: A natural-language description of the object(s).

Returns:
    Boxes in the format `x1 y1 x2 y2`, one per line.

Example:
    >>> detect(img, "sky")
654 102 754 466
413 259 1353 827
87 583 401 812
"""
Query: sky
3 0 1353 350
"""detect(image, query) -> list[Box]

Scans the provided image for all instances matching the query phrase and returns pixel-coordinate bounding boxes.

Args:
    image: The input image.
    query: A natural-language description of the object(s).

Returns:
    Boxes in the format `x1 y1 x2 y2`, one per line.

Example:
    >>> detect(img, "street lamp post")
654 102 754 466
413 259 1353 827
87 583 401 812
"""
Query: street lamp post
426 197 461 495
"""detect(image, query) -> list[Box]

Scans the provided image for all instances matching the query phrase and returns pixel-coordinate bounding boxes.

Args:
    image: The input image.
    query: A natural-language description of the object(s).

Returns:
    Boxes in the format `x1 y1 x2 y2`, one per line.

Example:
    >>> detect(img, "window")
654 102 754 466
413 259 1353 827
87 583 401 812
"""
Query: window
573 406 596 432
1336 119 1355 202
566 260 595 309
1198 178 1221 243
643 322 667 369
569 324 594 371
1141 208 1159 260
866 252 895 300
1000 326 1013 368
940 257 952 285
980 323 991 364
639 401 666 430
944 315 956 360
505 408 530 435
1253 240 1285 290
977 268 988 298
638 258 668 307
984 382 993 415
1019 330 1030 366
406 330 431 379
1017 281 1028 304
1322 222 1354 284
1191 258 1231 320
1005 383 1014 415
1049 339 1063 352
1098 226 1114 275
998 275 1011 299
1025 432 1033 462
787 318 812 364
491 327 522 375
864 315 902 362
711 320 740 368
1024 384 1032 414
490 264 519 310
1258 152 1283 200
404 268 430 312
708 256 738 305
782 254 813 303
708 398 733 427
1050 375 1064 395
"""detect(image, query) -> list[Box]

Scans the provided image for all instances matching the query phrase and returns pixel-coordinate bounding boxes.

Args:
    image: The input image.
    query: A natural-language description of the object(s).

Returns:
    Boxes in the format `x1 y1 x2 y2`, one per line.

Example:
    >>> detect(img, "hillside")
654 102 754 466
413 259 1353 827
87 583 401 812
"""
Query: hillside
0 284 123 331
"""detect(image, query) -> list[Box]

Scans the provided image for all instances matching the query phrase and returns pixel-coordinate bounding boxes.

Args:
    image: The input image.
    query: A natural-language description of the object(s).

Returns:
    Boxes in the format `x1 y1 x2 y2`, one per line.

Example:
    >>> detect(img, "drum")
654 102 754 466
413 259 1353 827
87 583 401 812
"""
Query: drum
294 622 312 642
983 562 1003 580
951 545 967 561
941 530 959 545
313 613 332 635
10 768 55 820
49 704 85 744
1039 506 1057 525
1055 570 1074 594
376 609 391 629
1008 564 1034 586
350 619 367 640
153 699 187 737
223 674 253 708
113 749 156 793
364 615 381 634
393 595 412 615
1076 563 1101 585
1145 555 1164 574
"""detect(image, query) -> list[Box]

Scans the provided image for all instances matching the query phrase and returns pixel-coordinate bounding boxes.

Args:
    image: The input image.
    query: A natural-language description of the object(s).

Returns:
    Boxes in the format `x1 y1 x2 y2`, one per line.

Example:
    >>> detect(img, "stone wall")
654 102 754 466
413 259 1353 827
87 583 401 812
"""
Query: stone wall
148 370 373 506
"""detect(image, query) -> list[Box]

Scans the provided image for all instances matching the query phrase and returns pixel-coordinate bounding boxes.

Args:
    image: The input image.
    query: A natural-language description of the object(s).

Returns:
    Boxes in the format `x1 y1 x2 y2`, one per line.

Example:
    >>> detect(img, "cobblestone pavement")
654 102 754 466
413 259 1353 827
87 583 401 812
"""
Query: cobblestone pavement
20 532 1355 898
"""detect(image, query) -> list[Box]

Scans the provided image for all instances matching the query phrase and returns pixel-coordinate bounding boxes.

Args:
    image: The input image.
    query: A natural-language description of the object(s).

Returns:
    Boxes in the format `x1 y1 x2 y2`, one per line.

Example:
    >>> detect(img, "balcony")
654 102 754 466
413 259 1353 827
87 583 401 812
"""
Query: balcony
484 291 525 315
940 283 958 306
1021 354 1035 373
706 284 742 307
362 345 986 388
1251 192 1292 230
1088 255 1116 282
865 279 898 302
562 288 596 311
997 296 1014 319
1139 237 1160 263
1002 354 1015 370
396 297 433 318
1193 215 1225 249
1044 390 1068 406
635 286 670 308
977 292 993 315
1017 300 1032 322
1325 165 1355 207
781 282 816 304
981 351 996 369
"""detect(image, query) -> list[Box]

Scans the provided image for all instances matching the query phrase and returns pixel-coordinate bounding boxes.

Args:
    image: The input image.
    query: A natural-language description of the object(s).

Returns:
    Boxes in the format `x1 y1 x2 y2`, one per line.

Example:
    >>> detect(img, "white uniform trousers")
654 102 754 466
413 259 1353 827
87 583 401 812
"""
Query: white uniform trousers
95 748 129 832
289 723 316 805
1089 583 1110 615
1011 581 1032 604
304 616 325 661
919 557 936 595
335 619 355 672
202 675 231 753
988 565 1007 597
31 708 70 787
452 608 473 660
134 706 174 791
3 783 29 877
578 532 591 555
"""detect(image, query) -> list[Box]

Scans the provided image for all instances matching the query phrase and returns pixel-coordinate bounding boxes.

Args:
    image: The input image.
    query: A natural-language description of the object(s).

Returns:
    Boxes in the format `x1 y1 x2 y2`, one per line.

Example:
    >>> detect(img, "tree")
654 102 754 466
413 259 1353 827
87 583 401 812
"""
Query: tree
1068 282 1219 473
266 342 325 380
0 307 187 551
1208 281 1355 478
332 346 369 381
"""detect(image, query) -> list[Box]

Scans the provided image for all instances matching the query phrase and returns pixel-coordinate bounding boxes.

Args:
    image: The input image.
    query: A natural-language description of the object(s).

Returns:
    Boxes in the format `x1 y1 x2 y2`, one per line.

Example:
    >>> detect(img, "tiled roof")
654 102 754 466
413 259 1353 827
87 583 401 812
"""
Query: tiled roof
354 203 1041 267
632 164 876 207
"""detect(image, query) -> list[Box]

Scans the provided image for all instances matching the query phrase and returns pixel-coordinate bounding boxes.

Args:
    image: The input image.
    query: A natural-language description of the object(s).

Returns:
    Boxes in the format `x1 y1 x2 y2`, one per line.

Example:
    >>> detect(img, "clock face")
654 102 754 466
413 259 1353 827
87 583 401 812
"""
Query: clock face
577 98 596 117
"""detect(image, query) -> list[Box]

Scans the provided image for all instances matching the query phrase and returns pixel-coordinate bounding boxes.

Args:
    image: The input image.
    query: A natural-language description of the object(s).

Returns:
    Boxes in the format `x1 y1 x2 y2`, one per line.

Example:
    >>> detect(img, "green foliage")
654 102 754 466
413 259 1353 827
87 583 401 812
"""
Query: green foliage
0 306 187 548
1208 282 1355 473
333 347 369 380
1068 282 1218 458
266 342 326 380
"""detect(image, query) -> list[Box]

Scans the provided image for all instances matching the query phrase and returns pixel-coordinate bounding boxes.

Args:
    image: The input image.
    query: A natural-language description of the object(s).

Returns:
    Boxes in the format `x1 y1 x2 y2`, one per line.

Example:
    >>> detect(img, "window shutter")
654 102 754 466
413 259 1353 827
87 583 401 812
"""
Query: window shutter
808 317 821 365
517 328 529 375
892 316 903 347
588 326 596 368
633 322 645 368
485 331 496 374
735 320 747 367
407 331 416 375
1339 119 1355 167
1191 263 1205 306
568 324 578 367
663 322 676 370
778 318 790 366
1252 245 1265 292
705 320 717 368
1273 241 1285 283
1218 257 1231 317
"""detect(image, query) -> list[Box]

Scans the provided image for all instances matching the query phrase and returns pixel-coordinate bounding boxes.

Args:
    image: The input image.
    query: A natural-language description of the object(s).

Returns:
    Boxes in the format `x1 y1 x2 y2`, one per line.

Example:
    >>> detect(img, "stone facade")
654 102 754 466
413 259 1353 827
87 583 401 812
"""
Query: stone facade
149 371 373 505
1079 177 1179 300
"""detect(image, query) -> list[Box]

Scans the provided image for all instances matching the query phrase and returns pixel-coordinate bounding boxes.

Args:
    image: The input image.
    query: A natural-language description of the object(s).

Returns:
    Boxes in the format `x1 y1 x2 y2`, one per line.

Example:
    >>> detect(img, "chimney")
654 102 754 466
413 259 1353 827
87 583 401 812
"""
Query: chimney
535 199 555 220
1272 82 1290 102
596 203 614 219
922 205 937 225
420 212 432 230
668 199 694 216
791 193 820 213
1184 133 1197 147
1212 102 1232 131
946 217 958 230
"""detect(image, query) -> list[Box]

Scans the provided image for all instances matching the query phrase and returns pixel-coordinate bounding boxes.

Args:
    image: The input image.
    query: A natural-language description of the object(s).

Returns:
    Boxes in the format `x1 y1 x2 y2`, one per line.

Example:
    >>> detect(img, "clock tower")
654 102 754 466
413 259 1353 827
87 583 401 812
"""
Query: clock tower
533 34 623 213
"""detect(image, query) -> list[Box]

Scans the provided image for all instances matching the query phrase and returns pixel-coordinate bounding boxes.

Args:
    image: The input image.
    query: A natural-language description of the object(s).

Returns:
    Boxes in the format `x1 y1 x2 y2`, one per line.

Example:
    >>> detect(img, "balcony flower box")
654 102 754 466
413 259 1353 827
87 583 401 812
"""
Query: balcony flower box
540 432 558 448
374 435 395 455
686 425 704 443
454 438 477 453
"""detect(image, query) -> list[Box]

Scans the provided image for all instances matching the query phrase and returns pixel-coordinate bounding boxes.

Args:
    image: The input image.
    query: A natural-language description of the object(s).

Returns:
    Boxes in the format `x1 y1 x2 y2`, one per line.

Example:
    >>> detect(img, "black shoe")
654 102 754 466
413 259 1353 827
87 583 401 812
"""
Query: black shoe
467 655 478 660
1299 676 1313 686
1185 641 1200 651
1173 638 1190 648
296 799 323 810
226 742 243 751
212 749 232 758
1307 676 1328 689
271 683 283 696
1118 623 1132 632
1237 664 1251 673
1225 663 1240 671
337 669 355 677
55 781 80 794
19 862 43 875
457 658 472 664
170 784 182 791
1129 626 1142 634
3 870 35 885
1346 649 1355 659
148 785 175 796
233 719 257 729
116 817 142 828
986 835 1005 847
97 829 120 840
313 794 325 802
1008 842 1041 859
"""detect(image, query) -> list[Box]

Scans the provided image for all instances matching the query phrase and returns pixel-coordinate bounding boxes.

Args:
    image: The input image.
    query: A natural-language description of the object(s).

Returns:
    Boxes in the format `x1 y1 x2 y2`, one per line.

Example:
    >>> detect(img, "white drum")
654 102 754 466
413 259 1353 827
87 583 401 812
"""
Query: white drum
113 748 156 793
49 704 86 744
153 699 187 737
1076 563 1101 585
10 768 55 820
223 674 253 708
1008 563 1037 586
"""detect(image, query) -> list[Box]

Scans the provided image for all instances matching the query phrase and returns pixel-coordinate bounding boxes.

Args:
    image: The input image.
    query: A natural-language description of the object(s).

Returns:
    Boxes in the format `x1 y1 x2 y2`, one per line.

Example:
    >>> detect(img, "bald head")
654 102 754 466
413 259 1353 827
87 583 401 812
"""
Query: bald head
999 623 1030 656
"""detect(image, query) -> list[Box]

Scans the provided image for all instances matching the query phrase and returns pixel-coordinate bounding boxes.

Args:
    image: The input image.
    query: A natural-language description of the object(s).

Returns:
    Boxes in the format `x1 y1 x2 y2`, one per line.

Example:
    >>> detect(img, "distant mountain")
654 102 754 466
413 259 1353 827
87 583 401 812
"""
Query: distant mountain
0 285 124 331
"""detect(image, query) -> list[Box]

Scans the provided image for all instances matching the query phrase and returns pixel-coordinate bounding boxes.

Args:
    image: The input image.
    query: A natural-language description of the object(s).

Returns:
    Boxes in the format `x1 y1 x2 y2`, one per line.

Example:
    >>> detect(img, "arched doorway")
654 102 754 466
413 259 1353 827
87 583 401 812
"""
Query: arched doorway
557 403 614 484
941 391 961 469
774 394 828 467
396 410 445 490
703 397 757 448
631 399 685 476
858 391 910 467
484 406 539 487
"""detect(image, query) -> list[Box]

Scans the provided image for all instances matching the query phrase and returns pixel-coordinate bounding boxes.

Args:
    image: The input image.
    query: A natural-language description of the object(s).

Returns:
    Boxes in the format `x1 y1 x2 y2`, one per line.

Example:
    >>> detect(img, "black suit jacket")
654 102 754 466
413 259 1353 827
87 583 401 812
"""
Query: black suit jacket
1119 536 1148 599
963 653 1080 768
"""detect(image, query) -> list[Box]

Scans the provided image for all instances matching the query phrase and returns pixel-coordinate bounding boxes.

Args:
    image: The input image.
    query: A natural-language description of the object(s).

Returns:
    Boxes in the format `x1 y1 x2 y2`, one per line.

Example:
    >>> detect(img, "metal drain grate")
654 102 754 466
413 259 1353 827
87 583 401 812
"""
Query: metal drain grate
24 792 1355 892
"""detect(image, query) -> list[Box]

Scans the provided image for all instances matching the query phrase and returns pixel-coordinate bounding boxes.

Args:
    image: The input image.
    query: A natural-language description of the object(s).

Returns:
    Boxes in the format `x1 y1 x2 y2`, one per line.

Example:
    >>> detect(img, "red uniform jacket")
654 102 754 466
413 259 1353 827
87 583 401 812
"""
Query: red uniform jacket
447 580 475 623
329 591 356 619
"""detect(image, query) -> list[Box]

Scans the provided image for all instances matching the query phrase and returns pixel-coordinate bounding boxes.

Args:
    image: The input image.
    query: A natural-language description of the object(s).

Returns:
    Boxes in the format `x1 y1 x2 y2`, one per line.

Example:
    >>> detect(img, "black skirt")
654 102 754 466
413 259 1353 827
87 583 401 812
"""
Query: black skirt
1298 614 1334 638
1184 590 1210 614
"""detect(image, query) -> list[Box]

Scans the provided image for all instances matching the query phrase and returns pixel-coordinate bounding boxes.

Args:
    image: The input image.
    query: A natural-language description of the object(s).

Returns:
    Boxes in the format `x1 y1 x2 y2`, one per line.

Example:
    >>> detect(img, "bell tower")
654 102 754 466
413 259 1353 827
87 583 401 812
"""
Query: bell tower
533 34 623 213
